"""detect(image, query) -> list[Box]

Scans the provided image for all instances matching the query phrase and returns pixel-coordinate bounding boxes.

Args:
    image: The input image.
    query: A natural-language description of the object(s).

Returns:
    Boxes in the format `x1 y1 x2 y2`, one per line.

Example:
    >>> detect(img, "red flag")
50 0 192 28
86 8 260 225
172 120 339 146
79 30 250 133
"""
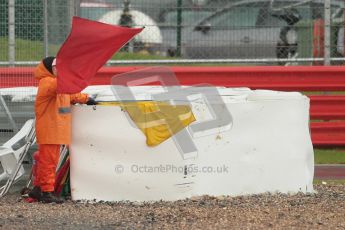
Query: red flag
56 17 143 93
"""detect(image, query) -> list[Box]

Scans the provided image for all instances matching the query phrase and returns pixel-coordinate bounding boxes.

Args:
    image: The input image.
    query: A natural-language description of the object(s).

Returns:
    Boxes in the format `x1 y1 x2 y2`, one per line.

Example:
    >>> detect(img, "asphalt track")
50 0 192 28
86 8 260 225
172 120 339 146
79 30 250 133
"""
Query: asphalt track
314 164 345 180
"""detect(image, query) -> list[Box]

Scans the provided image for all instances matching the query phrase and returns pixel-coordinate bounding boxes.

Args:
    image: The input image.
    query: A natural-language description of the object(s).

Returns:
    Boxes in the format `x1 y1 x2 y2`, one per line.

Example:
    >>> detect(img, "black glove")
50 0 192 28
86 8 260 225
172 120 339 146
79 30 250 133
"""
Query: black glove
86 97 98 105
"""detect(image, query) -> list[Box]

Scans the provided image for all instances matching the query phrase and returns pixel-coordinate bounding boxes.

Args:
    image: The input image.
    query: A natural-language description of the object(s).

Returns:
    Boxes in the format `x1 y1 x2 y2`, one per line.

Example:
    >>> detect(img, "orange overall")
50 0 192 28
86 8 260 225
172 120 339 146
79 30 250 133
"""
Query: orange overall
34 62 89 192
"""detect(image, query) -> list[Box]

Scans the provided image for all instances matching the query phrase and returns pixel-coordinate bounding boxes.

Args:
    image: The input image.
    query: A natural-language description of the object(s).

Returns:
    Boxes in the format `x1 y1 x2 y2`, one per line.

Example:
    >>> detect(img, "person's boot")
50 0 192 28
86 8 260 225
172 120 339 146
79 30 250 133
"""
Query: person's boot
28 186 42 200
39 192 64 204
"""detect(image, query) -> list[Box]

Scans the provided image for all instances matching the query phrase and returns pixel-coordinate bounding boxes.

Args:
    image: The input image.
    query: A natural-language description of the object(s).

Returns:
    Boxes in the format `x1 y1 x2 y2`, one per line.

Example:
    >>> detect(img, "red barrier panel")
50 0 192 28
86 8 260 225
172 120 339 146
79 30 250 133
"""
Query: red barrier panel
311 122 345 147
2 66 345 91
2 66 345 146
83 66 345 91
0 67 37 88
310 95 345 120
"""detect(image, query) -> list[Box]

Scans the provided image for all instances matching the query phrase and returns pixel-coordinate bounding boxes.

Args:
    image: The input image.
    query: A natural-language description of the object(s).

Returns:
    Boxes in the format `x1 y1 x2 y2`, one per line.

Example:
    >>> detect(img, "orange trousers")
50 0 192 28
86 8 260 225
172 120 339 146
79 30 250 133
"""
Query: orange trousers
36 144 61 192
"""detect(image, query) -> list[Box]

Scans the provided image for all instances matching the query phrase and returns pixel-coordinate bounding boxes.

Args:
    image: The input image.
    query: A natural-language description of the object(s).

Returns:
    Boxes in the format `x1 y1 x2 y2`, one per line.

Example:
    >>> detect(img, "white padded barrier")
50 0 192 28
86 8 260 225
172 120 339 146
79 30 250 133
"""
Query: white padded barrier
70 88 314 202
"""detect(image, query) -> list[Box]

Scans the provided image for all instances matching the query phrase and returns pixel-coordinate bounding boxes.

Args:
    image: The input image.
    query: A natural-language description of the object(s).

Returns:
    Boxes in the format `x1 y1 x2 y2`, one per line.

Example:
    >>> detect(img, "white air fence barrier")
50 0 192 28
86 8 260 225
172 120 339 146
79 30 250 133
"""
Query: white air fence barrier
70 87 314 202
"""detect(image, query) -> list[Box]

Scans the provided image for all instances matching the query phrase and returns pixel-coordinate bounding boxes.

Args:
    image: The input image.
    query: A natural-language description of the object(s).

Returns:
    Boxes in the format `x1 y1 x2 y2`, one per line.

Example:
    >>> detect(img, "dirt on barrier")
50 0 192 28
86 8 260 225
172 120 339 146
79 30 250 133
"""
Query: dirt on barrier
0 184 344 229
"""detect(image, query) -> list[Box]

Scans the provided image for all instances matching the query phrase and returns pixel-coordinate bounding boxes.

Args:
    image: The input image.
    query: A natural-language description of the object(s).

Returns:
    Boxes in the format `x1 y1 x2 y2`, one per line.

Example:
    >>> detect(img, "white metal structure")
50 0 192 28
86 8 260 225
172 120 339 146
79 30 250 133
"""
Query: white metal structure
0 119 35 197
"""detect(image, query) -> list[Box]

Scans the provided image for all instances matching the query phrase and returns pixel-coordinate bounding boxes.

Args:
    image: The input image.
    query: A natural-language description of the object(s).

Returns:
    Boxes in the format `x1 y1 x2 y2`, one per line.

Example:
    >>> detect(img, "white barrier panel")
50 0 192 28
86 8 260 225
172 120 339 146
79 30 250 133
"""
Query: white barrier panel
70 89 314 202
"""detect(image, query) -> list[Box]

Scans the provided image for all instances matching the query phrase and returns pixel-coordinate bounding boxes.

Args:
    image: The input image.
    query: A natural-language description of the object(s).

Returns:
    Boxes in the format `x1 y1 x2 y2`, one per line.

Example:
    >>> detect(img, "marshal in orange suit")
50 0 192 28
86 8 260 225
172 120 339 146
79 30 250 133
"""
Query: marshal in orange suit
29 56 97 203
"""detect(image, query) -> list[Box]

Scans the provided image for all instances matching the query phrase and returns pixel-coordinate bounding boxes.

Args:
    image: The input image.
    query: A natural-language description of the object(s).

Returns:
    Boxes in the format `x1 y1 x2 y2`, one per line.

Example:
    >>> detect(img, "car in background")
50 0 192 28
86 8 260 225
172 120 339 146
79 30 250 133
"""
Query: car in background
181 0 344 63
184 0 300 61
159 8 213 56
159 8 212 27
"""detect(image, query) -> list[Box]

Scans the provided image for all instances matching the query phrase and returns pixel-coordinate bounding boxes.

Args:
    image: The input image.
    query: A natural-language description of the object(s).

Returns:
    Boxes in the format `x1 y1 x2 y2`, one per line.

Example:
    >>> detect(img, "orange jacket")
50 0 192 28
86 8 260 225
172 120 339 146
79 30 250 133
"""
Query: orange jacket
34 62 89 144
